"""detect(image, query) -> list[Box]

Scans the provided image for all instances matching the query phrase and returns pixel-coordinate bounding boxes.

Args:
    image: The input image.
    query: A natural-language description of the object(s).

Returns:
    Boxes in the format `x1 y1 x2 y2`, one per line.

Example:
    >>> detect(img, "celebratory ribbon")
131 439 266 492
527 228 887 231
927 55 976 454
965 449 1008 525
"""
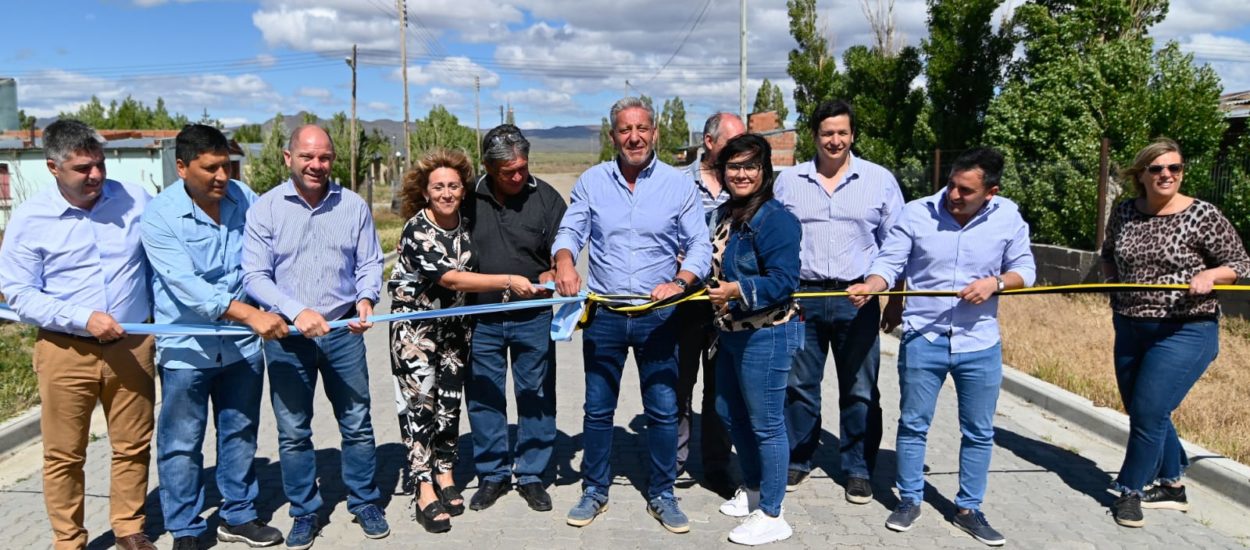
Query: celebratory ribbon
4 283 1249 340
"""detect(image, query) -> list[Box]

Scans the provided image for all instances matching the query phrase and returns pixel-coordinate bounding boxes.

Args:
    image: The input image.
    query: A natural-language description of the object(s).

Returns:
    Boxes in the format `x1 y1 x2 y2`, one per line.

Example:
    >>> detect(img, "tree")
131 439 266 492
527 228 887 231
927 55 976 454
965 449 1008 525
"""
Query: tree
787 0 840 160
17 109 35 130
245 113 289 193
657 97 690 164
300 111 319 126
61 96 108 128
325 112 368 190
232 124 264 143
597 117 615 162
752 79 788 128
410 105 480 168
983 0 1222 249
922 0 1013 151
58 95 189 129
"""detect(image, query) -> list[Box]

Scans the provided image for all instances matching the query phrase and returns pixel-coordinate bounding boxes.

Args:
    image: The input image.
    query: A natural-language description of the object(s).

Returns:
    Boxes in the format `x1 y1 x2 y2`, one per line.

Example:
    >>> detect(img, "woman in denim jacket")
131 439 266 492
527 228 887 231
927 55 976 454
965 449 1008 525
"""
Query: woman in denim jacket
706 134 804 546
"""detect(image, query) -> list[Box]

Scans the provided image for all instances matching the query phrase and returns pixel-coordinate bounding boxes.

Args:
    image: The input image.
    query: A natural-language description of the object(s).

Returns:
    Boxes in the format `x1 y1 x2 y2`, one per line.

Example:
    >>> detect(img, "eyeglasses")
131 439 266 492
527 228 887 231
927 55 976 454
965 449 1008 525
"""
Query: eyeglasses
488 132 522 146
725 162 762 176
1146 163 1184 175
428 183 464 193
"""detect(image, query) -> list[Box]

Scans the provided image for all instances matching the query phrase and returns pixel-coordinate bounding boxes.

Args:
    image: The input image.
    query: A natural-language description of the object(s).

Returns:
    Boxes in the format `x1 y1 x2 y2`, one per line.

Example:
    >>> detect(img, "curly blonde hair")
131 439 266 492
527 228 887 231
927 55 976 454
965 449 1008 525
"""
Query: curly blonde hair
399 148 474 220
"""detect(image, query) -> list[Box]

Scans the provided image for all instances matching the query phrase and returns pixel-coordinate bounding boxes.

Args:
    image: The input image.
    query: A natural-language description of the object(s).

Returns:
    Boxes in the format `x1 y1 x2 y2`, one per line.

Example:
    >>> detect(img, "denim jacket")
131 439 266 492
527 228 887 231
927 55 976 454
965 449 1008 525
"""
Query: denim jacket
712 198 802 319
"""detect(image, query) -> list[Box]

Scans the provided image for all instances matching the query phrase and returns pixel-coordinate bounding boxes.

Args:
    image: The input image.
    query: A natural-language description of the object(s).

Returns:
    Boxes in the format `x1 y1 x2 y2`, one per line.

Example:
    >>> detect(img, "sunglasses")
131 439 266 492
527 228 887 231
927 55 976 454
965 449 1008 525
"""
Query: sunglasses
1146 163 1184 175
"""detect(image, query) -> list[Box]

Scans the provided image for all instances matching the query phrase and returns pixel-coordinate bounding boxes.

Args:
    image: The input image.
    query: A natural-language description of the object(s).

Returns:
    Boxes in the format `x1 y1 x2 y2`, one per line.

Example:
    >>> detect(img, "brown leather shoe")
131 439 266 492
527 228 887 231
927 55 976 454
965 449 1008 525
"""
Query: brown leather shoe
115 532 157 550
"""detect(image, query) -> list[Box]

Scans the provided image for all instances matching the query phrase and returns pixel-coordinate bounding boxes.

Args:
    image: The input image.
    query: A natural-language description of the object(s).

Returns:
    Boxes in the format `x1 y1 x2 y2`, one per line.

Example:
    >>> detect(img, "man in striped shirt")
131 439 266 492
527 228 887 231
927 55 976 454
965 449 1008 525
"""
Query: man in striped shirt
242 125 389 549
774 99 905 504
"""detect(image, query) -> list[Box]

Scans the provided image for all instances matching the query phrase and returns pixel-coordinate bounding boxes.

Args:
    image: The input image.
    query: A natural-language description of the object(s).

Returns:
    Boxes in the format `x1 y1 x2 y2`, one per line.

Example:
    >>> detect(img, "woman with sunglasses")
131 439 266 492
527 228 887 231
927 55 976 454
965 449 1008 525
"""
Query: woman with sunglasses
1101 138 1250 528
389 148 537 533
706 134 803 545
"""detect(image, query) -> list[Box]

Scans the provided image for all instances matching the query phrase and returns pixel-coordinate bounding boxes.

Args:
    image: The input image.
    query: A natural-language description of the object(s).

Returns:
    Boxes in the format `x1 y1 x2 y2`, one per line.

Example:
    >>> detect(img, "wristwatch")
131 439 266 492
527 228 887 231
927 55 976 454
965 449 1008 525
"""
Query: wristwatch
671 278 688 290
993 275 1005 292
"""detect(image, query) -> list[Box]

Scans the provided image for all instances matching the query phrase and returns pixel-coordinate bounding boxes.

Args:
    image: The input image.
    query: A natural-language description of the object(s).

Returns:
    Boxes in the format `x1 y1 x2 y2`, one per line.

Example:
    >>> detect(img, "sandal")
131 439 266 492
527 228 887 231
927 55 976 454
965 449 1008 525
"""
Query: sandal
413 499 452 533
434 479 465 516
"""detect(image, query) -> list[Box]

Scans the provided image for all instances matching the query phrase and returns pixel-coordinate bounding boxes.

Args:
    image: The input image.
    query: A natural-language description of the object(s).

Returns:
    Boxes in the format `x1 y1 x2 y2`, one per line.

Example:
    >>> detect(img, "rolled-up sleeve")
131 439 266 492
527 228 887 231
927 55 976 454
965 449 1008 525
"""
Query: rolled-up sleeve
141 210 232 321
1002 216 1037 287
868 209 915 289
552 176 591 260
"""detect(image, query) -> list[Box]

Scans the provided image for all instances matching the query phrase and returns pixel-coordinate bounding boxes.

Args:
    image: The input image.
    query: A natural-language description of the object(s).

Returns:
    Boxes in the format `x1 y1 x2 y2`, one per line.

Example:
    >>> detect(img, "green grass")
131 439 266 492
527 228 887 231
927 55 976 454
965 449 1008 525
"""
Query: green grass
0 323 39 423
375 208 406 256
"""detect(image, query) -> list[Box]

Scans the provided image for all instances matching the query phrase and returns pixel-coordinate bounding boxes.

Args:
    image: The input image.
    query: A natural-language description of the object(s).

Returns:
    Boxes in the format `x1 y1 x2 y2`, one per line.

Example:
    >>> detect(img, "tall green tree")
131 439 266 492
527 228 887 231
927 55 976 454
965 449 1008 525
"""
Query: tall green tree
752 78 788 128
787 0 839 160
657 97 690 164
410 105 480 168
245 113 289 193
922 0 1013 151
232 124 264 143
597 117 615 162
984 0 1222 249
325 112 369 190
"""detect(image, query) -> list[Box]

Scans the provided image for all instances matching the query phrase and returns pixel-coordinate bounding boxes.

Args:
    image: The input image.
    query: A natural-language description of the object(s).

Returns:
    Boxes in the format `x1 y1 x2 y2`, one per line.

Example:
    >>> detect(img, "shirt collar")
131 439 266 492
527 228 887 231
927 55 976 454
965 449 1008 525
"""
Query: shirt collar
170 179 241 218
52 178 115 216
474 173 536 205
927 189 1000 225
799 153 861 186
281 178 341 209
611 152 659 182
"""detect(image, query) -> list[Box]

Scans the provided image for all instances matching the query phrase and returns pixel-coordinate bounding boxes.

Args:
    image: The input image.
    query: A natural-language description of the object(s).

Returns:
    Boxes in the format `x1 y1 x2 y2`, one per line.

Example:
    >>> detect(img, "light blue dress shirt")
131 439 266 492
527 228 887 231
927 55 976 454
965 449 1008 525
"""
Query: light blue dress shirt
0 179 151 335
242 179 383 321
774 154 904 281
553 155 712 298
868 190 1037 353
141 179 260 369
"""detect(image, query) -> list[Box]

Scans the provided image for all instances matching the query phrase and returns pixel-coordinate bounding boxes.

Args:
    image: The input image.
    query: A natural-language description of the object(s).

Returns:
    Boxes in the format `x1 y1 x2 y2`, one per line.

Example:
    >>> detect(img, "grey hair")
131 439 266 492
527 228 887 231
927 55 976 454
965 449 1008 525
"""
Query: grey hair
609 97 655 127
43 119 105 163
481 124 531 166
702 112 737 153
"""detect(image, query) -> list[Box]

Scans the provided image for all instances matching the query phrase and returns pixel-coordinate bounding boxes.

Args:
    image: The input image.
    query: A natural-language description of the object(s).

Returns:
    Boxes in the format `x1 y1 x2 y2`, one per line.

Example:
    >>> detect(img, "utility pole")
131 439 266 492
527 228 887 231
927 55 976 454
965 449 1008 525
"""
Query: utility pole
499 105 504 125
475 75 482 167
346 44 358 193
398 0 411 169
739 0 748 122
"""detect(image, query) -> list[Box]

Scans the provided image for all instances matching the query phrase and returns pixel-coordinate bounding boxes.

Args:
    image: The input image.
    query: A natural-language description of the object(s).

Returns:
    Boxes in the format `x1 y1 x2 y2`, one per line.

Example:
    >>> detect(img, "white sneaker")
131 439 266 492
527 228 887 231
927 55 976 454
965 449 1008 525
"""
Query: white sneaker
719 487 760 518
728 510 793 545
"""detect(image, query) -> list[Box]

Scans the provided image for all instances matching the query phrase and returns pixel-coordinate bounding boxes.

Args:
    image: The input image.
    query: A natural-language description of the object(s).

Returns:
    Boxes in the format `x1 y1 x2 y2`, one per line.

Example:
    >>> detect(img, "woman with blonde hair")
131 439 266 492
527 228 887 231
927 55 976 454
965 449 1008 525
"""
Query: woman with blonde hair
1101 138 1250 528
388 148 536 533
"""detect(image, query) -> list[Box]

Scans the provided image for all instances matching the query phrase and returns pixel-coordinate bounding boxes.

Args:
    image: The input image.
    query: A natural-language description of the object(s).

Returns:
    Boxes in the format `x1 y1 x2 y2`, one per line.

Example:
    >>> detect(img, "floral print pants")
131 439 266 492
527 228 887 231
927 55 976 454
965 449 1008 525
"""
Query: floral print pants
390 315 471 484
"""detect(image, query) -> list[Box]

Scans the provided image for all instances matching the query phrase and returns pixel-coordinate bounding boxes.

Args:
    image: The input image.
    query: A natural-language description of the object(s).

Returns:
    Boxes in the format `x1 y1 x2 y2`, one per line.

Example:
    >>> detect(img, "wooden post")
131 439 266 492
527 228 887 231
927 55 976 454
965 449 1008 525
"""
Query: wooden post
1096 137 1110 251
932 148 942 193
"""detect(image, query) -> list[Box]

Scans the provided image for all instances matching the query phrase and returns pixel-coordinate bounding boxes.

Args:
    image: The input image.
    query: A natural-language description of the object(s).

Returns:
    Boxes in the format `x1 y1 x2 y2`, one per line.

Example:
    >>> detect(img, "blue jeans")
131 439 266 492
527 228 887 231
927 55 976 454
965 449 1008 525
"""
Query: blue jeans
157 356 264 538
466 309 557 485
1112 315 1218 495
266 328 381 517
787 292 882 478
896 333 1002 511
580 308 679 499
716 321 803 517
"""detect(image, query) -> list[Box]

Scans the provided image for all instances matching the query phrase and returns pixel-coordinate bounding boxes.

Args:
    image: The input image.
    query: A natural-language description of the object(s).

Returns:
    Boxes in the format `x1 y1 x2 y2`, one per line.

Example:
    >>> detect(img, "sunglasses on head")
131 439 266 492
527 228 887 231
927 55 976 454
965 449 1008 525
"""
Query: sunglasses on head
1146 163 1184 175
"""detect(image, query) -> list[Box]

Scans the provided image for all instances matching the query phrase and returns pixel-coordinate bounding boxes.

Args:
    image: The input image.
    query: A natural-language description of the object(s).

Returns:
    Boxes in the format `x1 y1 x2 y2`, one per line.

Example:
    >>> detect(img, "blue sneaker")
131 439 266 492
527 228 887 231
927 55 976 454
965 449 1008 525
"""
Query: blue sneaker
566 487 609 527
646 494 690 534
885 499 922 532
352 504 391 539
285 514 320 550
952 509 1006 546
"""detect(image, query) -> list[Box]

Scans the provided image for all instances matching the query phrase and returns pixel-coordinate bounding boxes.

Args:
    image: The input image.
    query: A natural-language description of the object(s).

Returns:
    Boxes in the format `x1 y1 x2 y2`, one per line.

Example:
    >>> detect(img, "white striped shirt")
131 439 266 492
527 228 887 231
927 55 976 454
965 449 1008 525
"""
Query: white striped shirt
774 154 904 281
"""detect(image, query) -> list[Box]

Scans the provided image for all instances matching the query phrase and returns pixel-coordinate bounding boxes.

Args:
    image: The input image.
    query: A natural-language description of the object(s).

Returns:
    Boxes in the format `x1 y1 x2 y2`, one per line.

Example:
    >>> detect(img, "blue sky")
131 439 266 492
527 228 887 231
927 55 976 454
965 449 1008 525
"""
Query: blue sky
4 0 1250 130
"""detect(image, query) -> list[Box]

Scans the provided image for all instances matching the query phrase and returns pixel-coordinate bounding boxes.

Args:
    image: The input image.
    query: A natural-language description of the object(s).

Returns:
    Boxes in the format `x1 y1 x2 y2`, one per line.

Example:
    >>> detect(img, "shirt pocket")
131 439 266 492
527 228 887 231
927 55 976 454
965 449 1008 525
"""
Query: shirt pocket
182 236 223 279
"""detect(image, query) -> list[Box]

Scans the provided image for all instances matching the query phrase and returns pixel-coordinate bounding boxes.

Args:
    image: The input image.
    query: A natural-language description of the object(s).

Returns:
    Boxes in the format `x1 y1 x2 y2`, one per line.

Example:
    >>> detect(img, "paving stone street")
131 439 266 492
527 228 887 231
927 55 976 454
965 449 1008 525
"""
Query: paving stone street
1 293 1248 549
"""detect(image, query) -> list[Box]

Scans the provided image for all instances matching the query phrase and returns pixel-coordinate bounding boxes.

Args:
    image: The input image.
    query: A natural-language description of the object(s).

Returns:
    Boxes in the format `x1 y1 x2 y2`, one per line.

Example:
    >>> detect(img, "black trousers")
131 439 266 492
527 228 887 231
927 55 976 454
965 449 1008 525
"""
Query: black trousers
674 300 732 474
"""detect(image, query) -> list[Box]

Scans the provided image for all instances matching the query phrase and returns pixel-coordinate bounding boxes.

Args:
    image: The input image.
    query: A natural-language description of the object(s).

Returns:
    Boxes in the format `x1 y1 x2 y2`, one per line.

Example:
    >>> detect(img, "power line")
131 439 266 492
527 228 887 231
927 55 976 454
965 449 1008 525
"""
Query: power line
642 0 715 85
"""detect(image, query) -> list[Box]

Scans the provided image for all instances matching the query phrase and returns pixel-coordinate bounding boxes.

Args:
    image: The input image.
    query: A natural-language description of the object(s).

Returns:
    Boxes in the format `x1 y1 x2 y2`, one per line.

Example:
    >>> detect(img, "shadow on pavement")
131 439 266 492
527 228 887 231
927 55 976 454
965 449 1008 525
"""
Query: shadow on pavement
994 426 1116 507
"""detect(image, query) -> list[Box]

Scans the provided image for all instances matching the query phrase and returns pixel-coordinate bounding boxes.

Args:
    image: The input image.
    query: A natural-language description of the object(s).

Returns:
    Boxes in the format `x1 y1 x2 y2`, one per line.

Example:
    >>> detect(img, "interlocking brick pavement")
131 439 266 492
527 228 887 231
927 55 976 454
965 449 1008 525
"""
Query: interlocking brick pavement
1 294 1247 549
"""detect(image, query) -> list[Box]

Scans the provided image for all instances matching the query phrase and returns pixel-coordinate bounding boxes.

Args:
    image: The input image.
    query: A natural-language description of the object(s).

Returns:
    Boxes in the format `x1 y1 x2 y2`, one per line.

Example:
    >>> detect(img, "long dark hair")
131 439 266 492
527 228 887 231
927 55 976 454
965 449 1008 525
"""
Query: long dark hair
716 133 775 228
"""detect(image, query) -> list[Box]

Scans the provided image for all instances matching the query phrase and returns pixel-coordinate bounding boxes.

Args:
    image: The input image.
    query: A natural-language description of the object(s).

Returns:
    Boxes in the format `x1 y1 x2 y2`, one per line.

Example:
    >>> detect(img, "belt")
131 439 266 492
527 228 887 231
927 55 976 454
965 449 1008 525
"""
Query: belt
798 278 864 291
38 328 119 346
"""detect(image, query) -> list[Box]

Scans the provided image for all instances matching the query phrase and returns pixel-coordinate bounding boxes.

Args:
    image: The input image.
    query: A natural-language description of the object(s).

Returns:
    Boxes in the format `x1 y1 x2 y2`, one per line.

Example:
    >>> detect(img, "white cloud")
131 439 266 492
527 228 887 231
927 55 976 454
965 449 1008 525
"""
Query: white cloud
296 87 333 99
254 54 278 67
420 87 466 109
1155 0 1250 39
13 70 287 121
391 57 501 88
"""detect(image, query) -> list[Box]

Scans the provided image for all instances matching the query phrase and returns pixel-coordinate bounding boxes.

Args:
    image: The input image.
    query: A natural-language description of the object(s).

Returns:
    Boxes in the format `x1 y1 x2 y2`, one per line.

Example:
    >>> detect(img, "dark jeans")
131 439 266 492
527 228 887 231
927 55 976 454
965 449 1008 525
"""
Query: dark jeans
1111 314 1218 495
580 308 680 499
466 308 557 485
674 301 732 474
157 356 264 538
786 292 882 479
266 328 381 517
716 321 803 516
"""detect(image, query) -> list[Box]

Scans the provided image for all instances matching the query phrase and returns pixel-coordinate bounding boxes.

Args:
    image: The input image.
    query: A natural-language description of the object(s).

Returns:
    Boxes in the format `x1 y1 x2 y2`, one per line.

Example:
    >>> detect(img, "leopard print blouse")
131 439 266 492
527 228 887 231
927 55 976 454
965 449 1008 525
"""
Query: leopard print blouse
1100 199 1250 319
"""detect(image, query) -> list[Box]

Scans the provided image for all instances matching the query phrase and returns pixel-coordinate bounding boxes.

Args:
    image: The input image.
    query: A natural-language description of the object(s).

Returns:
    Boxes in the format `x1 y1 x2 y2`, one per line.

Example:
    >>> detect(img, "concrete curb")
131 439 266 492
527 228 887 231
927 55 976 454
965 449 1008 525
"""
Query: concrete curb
1001 366 1250 508
0 406 41 459
0 252 400 460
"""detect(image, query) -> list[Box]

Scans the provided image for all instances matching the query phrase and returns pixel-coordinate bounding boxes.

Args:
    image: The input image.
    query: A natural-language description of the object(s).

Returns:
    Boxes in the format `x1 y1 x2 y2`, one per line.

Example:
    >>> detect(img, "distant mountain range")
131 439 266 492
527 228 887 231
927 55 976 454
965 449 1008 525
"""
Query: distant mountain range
250 112 599 153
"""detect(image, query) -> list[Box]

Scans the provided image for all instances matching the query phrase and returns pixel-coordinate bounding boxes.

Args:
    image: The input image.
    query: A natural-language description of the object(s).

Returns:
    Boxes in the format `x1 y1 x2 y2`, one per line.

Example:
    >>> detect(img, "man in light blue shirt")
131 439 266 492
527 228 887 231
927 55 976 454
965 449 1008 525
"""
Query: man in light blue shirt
774 99 906 502
0 119 157 550
141 125 288 550
552 97 711 533
847 147 1035 546
242 125 388 548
